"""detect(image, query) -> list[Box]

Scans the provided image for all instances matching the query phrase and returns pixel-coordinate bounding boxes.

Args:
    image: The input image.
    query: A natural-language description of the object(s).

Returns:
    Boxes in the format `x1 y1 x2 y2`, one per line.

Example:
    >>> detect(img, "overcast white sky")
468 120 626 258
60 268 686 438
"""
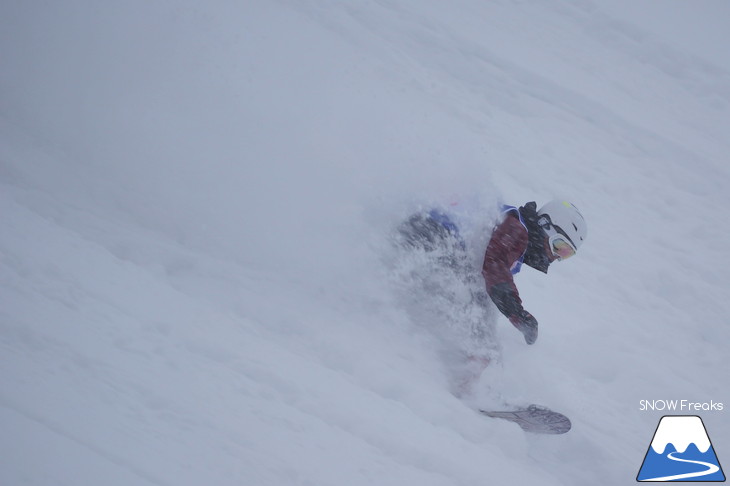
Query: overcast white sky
599 0 730 71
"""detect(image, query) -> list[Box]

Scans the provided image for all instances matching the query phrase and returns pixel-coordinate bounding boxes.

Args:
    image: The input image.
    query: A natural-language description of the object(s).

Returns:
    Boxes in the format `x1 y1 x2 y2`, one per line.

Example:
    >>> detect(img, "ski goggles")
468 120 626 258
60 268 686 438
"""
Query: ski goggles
538 216 577 261
548 233 577 260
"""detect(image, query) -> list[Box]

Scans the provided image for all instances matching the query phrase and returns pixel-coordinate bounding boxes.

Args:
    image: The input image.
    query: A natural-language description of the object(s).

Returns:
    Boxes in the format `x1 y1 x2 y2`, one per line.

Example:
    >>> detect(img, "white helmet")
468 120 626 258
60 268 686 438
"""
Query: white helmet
538 200 587 253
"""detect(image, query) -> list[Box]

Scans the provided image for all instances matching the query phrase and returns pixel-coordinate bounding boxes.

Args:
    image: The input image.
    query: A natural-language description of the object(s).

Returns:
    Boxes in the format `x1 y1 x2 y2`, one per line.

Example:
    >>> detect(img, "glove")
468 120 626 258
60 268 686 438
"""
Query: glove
509 310 538 345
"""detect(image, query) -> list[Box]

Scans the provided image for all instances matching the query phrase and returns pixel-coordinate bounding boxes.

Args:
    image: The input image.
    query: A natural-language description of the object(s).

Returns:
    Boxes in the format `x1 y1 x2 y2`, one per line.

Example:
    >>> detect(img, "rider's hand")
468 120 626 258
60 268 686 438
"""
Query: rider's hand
509 310 538 345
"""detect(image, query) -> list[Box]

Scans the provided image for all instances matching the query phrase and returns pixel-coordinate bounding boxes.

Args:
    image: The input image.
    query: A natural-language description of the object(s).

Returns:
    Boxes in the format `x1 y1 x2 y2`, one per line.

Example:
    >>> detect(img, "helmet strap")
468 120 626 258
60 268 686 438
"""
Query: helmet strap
537 215 553 231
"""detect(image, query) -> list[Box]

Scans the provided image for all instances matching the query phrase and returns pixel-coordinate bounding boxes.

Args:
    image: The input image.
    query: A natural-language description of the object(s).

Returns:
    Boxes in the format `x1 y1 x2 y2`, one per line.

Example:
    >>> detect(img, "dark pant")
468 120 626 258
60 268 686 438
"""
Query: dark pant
397 210 465 252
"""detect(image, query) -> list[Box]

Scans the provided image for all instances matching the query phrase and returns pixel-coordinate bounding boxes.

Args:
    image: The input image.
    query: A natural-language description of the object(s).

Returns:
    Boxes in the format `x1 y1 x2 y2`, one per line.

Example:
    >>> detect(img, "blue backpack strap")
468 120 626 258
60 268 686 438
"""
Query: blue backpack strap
428 209 466 250
500 205 528 275
428 209 459 235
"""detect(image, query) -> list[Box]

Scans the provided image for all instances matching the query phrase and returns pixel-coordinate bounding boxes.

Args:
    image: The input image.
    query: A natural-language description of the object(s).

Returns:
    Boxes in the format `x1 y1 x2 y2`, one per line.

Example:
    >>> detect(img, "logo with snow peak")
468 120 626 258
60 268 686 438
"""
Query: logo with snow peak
637 416 725 482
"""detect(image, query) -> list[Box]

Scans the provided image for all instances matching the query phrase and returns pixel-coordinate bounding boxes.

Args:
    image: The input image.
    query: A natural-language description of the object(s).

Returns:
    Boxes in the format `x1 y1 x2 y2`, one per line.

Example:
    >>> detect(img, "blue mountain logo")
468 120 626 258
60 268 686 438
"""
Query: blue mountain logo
637 415 725 482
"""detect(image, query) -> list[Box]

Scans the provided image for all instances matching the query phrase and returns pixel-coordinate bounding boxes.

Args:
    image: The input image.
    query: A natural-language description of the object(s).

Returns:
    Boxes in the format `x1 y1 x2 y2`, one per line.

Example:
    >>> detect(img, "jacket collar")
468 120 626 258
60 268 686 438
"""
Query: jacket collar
518 202 552 274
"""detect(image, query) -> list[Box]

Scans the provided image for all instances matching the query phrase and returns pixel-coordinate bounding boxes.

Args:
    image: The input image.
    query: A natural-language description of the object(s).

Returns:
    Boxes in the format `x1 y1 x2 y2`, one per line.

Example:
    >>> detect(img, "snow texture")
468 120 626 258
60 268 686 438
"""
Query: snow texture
1 0 729 485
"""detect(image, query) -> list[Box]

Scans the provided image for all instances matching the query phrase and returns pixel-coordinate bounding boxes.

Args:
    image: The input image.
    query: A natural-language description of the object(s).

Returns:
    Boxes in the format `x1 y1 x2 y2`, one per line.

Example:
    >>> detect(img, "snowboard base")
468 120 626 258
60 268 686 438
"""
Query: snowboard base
479 404 572 434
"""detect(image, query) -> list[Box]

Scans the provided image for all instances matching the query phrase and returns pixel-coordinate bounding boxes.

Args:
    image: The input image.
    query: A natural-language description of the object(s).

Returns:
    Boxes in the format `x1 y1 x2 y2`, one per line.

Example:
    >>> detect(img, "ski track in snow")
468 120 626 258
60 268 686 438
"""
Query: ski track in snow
1 0 729 485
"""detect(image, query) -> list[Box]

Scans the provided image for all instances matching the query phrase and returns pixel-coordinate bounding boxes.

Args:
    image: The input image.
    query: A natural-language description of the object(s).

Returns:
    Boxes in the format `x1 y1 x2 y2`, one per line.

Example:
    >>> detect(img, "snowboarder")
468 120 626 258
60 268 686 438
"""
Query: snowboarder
483 200 587 345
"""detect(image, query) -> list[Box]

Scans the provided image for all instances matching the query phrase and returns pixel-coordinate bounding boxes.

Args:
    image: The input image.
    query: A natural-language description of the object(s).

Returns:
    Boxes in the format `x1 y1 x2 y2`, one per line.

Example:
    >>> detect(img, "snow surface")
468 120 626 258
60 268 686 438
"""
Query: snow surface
1 0 729 485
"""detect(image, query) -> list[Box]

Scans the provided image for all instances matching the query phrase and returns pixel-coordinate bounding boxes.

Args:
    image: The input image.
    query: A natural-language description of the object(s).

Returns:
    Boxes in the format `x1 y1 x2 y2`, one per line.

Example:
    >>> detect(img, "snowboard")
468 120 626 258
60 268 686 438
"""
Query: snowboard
479 404 572 434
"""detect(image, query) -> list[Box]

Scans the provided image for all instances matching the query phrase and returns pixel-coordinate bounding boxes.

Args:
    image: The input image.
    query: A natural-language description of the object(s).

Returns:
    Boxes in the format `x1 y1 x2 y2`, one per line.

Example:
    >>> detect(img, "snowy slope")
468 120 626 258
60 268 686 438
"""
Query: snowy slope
2 0 729 485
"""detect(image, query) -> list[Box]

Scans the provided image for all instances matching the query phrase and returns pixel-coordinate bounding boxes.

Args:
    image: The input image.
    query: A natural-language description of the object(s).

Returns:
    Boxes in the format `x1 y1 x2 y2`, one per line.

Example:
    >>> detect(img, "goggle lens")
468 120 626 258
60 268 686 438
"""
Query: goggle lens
552 238 576 260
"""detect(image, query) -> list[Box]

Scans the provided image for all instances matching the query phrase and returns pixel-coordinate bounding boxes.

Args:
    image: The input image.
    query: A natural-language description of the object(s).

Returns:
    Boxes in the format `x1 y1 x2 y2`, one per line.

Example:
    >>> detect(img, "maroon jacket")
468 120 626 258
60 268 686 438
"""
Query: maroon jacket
482 211 528 319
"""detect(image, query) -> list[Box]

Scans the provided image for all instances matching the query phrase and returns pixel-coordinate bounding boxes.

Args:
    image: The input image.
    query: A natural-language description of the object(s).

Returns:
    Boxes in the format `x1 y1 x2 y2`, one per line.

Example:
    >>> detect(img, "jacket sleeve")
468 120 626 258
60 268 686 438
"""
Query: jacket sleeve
482 213 529 319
